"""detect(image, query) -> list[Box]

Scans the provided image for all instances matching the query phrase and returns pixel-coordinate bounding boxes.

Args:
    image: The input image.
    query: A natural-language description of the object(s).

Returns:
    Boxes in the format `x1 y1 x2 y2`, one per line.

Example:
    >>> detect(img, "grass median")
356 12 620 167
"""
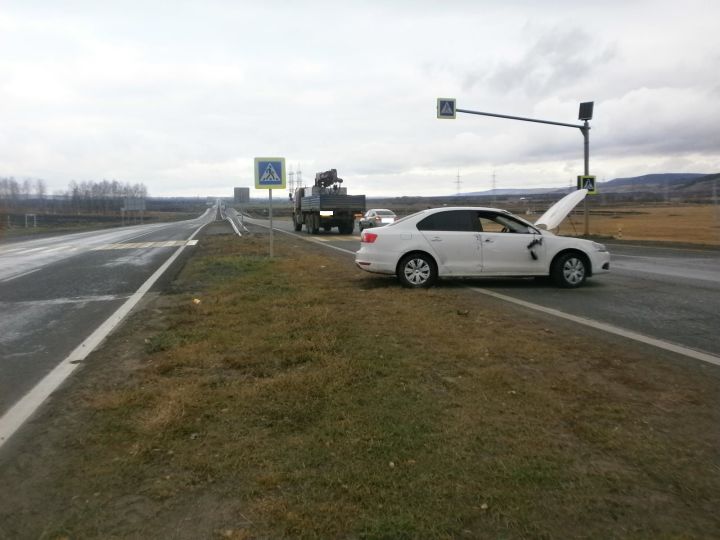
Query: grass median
1 229 719 539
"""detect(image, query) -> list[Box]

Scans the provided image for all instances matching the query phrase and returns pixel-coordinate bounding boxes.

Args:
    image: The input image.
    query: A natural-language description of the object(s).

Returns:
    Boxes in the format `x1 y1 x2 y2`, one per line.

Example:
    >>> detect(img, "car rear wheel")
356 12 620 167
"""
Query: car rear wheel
397 253 437 288
552 252 587 288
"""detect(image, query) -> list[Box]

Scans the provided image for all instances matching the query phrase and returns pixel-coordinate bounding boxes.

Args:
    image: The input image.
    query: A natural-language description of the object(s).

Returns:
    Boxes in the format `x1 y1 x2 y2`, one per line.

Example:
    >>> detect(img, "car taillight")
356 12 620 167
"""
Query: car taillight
361 232 378 243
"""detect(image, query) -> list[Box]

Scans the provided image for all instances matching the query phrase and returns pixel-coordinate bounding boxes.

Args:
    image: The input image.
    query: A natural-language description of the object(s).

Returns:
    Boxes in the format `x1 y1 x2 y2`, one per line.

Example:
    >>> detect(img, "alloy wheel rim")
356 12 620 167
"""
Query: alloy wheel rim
405 258 430 284
563 258 585 284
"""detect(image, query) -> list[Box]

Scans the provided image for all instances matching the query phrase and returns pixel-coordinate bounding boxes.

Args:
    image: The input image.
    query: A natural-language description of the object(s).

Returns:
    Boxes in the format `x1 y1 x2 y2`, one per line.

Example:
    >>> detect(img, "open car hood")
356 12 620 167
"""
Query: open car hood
534 189 588 230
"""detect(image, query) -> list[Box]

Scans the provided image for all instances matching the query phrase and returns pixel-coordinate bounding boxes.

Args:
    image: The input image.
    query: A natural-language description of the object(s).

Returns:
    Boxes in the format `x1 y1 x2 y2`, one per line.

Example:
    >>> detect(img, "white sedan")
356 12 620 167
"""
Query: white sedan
355 189 610 288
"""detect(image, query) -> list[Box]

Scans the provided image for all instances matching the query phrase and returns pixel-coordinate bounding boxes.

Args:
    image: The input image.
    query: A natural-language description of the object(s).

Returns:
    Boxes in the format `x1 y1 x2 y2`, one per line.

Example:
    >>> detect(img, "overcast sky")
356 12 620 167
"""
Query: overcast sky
1 0 719 198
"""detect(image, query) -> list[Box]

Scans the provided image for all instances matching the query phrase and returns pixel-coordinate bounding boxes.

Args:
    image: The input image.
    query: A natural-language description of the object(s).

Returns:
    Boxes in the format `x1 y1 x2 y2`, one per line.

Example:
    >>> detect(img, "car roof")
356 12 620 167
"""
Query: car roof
421 206 509 214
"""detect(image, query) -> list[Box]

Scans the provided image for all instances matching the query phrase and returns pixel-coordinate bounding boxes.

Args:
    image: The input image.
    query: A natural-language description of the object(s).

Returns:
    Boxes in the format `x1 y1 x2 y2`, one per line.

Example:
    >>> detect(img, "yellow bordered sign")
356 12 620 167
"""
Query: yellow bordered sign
254 157 286 189
577 175 597 195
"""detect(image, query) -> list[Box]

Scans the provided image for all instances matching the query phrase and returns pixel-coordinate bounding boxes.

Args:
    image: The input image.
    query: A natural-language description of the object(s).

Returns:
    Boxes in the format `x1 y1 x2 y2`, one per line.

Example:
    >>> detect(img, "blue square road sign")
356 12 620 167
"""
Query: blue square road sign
254 157 286 189
437 98 456 119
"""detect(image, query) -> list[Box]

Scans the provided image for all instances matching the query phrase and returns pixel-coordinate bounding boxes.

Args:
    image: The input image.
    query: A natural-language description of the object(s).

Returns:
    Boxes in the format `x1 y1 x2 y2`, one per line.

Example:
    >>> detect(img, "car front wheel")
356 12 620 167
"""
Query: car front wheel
552 253 587 288
398 253 437 288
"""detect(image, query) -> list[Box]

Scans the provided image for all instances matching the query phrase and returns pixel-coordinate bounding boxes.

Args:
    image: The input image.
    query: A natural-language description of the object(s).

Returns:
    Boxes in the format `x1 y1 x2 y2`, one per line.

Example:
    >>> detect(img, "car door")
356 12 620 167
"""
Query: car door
477 212 547 274
417 210 481 275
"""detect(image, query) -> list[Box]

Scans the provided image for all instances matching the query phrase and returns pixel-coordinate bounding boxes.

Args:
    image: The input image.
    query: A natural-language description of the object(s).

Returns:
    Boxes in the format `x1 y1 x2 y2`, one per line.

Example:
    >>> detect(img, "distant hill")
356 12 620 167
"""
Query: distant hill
461 187 561 196
459 173 716 197
599 173 707 191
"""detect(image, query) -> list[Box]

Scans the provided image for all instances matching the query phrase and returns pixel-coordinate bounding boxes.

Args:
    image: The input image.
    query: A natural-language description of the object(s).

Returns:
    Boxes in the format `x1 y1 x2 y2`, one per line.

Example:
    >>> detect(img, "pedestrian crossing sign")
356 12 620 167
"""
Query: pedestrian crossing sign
577 175 597 195
254 157 286 189
437 98 456 119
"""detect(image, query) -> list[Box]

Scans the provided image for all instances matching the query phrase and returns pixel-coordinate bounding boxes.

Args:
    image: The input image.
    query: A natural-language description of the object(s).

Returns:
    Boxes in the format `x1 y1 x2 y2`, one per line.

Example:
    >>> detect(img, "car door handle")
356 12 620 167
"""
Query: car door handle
430 236 442 242
484 238 494 243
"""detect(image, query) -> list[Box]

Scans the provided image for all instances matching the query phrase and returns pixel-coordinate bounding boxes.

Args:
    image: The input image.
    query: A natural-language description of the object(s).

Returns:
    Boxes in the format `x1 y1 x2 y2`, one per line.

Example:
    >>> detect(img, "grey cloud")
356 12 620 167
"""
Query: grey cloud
464 28 617 97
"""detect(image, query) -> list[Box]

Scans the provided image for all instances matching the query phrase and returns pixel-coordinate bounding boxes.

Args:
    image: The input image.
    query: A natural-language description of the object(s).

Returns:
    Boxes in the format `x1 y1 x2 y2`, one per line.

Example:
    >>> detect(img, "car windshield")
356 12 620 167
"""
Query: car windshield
376 210 395 216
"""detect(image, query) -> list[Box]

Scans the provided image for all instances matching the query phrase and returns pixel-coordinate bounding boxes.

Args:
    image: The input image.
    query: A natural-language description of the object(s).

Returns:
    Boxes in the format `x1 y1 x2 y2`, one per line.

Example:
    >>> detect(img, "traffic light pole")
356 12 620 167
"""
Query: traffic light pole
455 107 592 236
582 121 590 236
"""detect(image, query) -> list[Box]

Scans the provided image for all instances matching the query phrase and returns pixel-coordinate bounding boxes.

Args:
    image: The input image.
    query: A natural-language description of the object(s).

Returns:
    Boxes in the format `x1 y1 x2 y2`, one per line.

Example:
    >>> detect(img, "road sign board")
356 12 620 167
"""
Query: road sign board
254 157 286 189
577 175 597 195
437 98 456 119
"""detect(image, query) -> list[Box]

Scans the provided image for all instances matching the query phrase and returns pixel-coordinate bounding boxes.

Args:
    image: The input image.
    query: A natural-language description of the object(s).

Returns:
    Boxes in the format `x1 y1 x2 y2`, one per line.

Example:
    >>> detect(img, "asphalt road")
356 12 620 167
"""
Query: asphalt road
0 207 216 415
243 212 720 360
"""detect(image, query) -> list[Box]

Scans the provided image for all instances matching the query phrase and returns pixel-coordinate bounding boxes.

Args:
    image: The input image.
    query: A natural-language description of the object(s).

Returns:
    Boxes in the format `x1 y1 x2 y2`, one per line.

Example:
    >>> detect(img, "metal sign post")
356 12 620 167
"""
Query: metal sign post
438 99 595 235
234 187 250 230
254 157 286 257
269 189 274 257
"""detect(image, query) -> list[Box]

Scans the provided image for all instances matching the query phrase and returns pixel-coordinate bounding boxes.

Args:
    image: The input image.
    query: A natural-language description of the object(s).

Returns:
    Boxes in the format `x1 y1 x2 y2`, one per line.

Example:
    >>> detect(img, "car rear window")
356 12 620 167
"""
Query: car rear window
417 210 479 232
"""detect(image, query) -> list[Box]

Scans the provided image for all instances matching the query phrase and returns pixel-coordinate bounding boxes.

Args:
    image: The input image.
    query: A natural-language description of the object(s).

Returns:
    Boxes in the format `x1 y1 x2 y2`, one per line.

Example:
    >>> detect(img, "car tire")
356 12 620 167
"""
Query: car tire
551 252 588 288
397 253 437 288
339 220 353 234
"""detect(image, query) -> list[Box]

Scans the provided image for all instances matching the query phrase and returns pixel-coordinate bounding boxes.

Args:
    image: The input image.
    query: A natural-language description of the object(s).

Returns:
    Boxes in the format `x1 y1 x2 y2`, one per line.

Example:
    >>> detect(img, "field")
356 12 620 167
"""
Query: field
1 227 718 538
557 203 720 246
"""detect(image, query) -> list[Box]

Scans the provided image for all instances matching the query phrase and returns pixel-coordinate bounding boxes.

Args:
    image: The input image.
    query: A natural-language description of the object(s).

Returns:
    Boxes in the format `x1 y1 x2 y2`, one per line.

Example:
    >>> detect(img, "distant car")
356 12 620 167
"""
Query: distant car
358 209 397 232
355 189 610 288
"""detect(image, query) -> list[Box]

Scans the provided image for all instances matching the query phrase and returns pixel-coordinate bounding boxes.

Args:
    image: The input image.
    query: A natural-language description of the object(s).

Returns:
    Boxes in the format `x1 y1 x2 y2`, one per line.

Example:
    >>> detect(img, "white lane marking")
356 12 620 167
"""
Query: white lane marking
604 242 720 254
12 246 48 255
2 295 128 307
0 246 32 254
0 267 42 283
90 240 199 251
242 216 357 255
258 222 356 255
226 217 242 237
0 224 207 448
468 287 720 368
39 245 77 254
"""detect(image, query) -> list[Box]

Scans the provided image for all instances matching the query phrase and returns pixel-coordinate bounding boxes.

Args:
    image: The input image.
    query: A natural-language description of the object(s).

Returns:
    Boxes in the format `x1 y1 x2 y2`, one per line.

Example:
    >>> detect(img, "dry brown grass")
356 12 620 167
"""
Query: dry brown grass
557 203 720 245
1 229 719 539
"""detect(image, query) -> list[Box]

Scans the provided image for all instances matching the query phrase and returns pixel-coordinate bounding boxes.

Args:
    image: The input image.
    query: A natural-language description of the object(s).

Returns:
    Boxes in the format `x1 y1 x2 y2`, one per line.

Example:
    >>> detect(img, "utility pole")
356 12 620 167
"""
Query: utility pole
714 177 718 229
455 169 461 195
492 170 497 206
581 118 590 236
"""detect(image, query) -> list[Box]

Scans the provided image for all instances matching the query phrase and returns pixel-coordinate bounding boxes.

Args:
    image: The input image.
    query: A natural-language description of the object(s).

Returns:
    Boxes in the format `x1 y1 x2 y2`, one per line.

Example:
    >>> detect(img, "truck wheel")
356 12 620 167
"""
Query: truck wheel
323 224 332 232
397 253 437 288
308 214 319 234
338 220 353 234
294 217 302 231
551 252 587 288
